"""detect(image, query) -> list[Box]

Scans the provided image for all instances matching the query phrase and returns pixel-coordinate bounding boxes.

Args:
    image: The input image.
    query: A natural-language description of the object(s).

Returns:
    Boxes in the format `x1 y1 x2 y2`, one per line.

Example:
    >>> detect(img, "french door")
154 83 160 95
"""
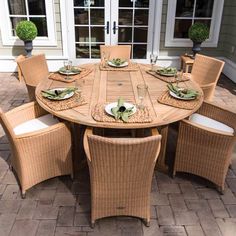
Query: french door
67 0 156 63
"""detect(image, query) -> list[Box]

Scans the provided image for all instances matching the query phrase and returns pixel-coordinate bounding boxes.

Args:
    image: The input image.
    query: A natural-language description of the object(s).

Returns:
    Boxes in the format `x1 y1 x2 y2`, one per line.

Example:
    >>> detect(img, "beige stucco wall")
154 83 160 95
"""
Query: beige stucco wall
0 0 63 57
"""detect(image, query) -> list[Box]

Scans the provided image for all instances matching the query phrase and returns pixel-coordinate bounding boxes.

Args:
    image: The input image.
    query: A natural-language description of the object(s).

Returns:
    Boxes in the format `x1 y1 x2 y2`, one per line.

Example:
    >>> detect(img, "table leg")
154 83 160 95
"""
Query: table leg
186 64 190 73
72 123 87 173
156 125 169 173
180 58 183 71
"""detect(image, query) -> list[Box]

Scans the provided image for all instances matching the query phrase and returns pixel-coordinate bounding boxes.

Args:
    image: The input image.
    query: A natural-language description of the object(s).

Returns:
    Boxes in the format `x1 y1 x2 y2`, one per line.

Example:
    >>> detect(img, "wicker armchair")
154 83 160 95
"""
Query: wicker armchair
83 128 161 227
17 54 49 101
100 45 131 61
186 54 225 101
173 102 236 193
0 102 73 198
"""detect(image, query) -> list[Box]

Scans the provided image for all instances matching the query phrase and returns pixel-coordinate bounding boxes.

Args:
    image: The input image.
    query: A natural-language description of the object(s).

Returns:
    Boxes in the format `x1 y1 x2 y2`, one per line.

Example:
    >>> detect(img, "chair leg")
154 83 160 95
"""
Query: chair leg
21 190 26 199
91 221 95 228
172 170 176 178
217 186 225 195
9 164 13 171
143 219 150 227
70 172 74 181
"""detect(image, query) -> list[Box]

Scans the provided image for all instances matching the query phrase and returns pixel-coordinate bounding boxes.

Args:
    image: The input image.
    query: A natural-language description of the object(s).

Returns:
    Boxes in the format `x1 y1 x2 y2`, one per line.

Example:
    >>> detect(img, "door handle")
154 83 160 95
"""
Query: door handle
113 21 118 34
105 21 109 34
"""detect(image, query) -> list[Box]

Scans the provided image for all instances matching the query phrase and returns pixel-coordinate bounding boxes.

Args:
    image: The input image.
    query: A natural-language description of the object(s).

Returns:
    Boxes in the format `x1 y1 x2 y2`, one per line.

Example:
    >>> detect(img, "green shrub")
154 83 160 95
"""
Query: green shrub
16 20 37 41
188 23 209 43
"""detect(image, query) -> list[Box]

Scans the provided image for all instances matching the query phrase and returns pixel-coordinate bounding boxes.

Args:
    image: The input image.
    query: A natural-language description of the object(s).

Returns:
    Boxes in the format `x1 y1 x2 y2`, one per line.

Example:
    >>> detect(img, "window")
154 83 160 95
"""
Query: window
0 0 56 46
165 0 224 47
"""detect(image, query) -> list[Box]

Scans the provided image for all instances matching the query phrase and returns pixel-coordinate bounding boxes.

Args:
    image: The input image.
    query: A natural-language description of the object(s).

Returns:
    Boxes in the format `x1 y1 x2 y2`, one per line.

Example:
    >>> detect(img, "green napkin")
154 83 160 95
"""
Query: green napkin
156 67 177 75
41 87 78 100
59 66 81 73
167 83 199 99
111 98 134 122
110 58 126 66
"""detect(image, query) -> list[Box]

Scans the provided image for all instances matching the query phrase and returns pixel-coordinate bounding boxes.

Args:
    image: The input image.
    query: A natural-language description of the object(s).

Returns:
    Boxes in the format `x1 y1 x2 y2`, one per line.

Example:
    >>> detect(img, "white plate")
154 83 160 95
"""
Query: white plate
58 67 81 75
105 102 136 117
169 91 196 100
43 88 74 100
108 61 129 68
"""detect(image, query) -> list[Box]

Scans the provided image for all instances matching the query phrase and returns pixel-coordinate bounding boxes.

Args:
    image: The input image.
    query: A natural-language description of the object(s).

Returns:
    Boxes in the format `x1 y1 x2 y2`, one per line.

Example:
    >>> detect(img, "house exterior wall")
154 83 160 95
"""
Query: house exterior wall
0 0 235 82
0 0 232 59
158 0 225 58
220 0 236 63
0 0 63 57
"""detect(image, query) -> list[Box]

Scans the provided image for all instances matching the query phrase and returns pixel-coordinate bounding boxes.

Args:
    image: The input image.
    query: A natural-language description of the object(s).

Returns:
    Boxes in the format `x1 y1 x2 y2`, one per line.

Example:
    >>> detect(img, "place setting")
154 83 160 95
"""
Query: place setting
48 60 93 83
157 82 203 110
37 80 87 111
99 52 139 71
92 85 152 123
146 54 190 83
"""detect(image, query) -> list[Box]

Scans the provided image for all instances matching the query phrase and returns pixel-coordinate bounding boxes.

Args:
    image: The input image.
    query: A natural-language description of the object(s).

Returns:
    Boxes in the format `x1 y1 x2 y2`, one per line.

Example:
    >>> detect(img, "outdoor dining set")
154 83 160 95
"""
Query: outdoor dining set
1 45 235 227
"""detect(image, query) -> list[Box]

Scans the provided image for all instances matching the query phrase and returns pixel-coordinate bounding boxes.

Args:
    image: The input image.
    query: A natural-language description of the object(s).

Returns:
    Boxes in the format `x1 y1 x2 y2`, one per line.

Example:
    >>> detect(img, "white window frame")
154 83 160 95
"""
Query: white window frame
165 0 224 47
0 0 57 46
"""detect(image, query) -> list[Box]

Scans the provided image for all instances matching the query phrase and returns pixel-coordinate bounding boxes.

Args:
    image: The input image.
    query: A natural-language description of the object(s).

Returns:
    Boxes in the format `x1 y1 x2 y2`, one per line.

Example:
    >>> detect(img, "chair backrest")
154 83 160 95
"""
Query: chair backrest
17 54 49 87
86 134 161 188
17 54 49 100
100 45 131 61
191 54 225 85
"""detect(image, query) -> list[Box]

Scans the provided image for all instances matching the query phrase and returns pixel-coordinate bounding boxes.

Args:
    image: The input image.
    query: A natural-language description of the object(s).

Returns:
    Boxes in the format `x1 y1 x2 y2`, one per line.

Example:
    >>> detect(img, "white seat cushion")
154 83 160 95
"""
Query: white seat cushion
14 114 59 135
189 113 234 134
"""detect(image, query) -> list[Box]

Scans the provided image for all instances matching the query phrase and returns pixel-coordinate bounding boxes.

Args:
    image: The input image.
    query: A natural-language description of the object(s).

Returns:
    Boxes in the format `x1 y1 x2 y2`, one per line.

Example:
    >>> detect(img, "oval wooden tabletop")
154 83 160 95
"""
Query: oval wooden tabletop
36 63 203 129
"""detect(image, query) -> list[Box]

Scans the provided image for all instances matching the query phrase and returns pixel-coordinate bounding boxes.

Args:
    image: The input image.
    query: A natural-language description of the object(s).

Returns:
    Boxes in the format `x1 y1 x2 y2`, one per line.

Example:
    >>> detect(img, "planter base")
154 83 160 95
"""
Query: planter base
24 41 33 57
191 41 202 59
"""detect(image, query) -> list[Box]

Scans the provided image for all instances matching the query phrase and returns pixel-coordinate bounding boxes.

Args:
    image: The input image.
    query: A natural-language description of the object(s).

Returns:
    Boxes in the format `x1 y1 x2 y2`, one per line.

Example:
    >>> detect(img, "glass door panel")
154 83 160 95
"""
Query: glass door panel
73 0 108 59
111 0 150 59
70 0 152 61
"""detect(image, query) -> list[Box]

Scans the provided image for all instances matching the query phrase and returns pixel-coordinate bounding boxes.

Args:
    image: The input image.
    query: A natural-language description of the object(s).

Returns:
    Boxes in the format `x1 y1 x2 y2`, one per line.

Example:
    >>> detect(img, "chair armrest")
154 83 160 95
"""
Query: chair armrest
15 122 70 139
179 119 235 158
5 102 48 128
197 102 236 132
182 119 234 137
177 120 235 175
15 122 71 155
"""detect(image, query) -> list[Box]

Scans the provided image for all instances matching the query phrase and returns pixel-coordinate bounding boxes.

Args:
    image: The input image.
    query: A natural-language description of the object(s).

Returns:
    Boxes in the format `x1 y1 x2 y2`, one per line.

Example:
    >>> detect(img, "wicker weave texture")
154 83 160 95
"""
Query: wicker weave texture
84 129 161 224
190 54 225 101
100 45 131 61
17 54 49 101
0 102 73 195
173 102 236 191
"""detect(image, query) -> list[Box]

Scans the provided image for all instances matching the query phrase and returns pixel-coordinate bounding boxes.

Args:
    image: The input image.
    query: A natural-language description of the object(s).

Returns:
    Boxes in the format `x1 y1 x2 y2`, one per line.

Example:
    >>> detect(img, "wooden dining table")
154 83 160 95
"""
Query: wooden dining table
36 63 203 172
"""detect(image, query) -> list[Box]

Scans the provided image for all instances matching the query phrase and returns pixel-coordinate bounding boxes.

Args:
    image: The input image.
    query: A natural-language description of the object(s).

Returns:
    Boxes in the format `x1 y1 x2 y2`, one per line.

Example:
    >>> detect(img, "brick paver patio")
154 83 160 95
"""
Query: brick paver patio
0 73 235 236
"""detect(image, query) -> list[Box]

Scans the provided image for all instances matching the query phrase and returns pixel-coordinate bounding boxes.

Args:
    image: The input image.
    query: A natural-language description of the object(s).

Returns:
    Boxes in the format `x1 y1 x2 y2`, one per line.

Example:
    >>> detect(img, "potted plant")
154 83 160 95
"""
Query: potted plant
16 20 38 57
188 23 209 58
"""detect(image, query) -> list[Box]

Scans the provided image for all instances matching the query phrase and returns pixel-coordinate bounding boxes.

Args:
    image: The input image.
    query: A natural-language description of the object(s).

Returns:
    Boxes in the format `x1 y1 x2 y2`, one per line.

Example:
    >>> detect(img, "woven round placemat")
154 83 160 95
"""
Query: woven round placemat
146 70 190 83
92 103 152 123
157 91 202 110
37 92 87 111
48 67 93 83
99 62 139 71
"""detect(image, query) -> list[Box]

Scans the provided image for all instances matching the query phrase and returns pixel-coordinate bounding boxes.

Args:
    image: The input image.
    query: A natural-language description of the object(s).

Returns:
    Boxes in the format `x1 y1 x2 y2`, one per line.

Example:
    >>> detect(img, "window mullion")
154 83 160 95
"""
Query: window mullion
192 0 197 24
88 4 91 58
25 0 29 20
